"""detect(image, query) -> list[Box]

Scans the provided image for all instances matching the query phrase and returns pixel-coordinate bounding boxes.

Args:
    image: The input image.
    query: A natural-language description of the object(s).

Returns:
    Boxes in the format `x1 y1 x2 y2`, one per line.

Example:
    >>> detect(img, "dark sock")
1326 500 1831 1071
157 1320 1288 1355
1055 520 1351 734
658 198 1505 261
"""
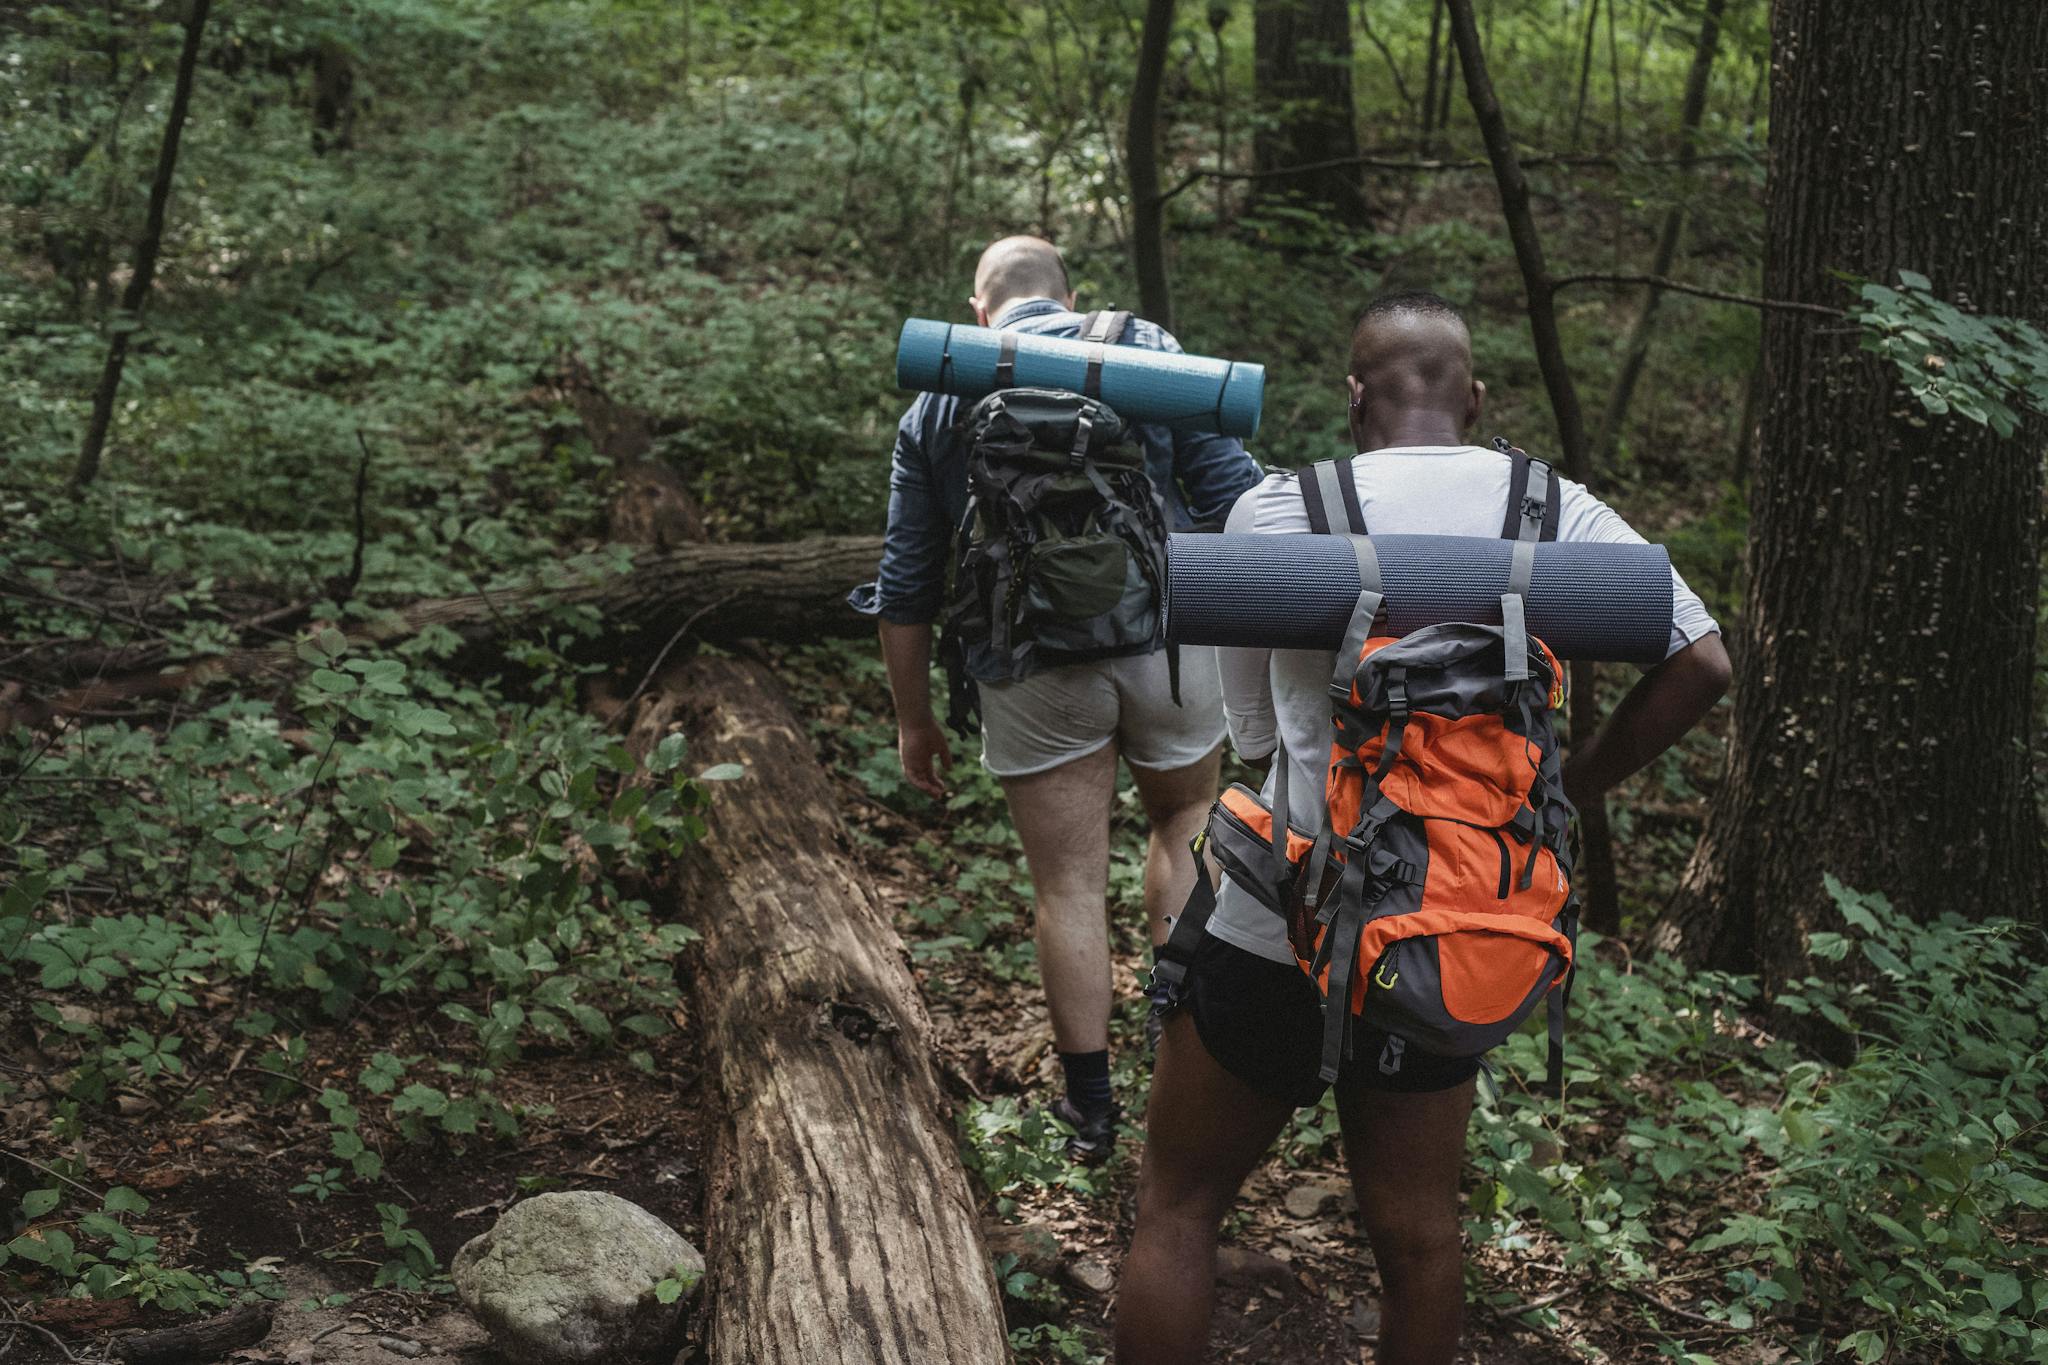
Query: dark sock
1059 1050 1113 1113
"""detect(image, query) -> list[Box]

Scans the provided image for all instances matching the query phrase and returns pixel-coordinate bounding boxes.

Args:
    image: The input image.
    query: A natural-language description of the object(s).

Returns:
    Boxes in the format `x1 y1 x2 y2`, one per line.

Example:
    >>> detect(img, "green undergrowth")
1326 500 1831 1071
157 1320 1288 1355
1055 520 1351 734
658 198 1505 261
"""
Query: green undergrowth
2 625 714 1305
797 643 2046 1364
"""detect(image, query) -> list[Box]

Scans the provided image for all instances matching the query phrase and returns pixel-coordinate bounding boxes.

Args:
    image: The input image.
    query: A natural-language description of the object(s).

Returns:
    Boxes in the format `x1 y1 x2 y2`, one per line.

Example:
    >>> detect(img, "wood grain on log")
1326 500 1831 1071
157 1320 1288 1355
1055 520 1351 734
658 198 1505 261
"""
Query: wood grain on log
654 658 1006 1365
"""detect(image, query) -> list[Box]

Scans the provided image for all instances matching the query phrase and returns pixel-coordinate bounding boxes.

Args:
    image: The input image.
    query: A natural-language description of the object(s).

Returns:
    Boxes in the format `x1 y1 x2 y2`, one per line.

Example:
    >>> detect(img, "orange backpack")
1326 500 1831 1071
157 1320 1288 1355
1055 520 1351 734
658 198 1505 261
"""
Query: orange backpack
1153 442 1579 1089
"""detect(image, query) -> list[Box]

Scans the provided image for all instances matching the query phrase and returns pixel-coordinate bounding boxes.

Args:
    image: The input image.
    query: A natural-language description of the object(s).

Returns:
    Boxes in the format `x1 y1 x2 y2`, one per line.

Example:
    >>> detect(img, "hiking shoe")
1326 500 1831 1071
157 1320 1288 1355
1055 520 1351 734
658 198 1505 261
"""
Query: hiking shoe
1047 1095 1122 1166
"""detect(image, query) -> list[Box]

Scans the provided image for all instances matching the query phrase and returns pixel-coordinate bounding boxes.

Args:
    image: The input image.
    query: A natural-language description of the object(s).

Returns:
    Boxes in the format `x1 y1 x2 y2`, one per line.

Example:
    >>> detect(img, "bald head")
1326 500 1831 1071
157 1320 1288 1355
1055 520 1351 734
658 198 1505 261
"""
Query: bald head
971 236 1074 319
1346 291 1483 451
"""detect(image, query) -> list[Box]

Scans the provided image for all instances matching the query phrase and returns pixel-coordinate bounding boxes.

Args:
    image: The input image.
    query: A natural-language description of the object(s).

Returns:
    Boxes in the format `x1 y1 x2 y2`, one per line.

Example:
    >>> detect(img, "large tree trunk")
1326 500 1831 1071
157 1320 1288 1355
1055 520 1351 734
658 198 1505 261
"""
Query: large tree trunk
5 537 883 727
1446 0 1622 934
1590 0 1726 469
75 0 212 489
1253 0 1369 220
1659 1 2047 982
653 657 1008 1365
1128 0 1177 329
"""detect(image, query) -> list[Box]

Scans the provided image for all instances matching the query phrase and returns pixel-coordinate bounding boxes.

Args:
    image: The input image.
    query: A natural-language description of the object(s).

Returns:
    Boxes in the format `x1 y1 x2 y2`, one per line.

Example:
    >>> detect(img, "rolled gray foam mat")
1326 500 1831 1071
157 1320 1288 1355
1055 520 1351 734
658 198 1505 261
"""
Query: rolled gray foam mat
1166 532 1673 663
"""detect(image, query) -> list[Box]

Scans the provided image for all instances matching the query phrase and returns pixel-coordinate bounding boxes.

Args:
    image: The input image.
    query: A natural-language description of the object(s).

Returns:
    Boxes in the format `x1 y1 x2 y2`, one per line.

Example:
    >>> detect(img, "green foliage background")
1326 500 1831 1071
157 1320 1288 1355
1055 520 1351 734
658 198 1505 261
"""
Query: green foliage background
2 0 2042 1361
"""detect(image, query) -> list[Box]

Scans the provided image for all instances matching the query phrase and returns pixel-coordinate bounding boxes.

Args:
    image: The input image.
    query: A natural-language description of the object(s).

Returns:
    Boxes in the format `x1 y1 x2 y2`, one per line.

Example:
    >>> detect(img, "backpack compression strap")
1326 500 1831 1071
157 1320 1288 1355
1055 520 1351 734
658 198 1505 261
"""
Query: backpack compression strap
1074 309 1133 400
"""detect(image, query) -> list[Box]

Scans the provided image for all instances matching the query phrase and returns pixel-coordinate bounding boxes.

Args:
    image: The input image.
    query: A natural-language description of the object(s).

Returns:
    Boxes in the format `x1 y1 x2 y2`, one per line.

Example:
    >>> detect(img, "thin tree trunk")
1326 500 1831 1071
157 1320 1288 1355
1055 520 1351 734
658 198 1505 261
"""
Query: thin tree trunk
1435 19 1457 133
1570 0 1600 149
1446 0 1622 934
1354 1 1415 124
1254 0 1370 220
1607 0 1624 148
1590 0 1725 468
1660 0 2047 982
1729 360 1759 485
73 0 211 490
1212 7 1231 224
1420 0 1444 143
1129 0 1176 328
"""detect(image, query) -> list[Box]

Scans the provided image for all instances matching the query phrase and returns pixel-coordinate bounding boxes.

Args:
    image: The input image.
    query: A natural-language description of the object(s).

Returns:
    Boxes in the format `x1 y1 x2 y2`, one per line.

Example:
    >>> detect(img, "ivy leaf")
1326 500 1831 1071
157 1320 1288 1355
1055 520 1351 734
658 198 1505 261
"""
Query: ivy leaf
102 1186 149 1216
1981 1271 2022 1314
698 763 746 782
19 1188 60 1219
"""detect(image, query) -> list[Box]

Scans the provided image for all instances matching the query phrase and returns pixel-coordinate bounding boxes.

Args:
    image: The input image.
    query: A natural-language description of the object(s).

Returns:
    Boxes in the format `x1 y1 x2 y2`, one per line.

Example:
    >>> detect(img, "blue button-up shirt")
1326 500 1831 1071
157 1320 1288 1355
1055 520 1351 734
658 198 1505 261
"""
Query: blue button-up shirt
850 297 1262 681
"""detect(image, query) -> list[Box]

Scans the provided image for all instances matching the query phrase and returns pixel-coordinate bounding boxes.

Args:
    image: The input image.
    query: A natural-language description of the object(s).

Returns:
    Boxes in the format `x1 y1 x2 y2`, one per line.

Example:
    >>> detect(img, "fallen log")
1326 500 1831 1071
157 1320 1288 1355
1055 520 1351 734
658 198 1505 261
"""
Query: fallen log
5 536 882 727
644 657 1007 1365
110 1301 275 1364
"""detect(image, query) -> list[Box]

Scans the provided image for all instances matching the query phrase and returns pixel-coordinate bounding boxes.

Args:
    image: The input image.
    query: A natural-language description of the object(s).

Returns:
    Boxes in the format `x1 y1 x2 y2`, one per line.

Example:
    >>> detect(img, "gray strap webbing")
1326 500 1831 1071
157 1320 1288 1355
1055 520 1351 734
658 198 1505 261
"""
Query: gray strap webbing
1519 460 1551 541
1507 535 1537 597
1269 737 1290 867
1502 535 1534 682
1313 461 1353 533
1330 536 1385 699
1501 592 1530 682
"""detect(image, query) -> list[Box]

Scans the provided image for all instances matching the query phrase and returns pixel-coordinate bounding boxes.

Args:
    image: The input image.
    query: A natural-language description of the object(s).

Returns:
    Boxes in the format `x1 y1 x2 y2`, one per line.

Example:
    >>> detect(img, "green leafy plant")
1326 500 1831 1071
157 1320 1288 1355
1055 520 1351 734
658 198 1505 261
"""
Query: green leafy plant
1857 270 2048 436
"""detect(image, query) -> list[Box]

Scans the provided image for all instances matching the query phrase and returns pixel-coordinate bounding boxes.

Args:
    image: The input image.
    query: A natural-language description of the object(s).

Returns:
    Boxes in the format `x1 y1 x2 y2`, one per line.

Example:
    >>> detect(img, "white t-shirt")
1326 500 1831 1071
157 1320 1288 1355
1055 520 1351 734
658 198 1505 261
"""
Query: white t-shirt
1206 445 1721 965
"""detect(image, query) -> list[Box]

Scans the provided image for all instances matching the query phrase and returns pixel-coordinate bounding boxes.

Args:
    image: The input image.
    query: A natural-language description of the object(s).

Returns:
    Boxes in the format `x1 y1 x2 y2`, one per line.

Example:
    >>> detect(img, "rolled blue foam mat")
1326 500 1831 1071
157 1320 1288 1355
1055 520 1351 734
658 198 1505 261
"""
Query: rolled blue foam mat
896 318 1264 438
1166 533 1674 664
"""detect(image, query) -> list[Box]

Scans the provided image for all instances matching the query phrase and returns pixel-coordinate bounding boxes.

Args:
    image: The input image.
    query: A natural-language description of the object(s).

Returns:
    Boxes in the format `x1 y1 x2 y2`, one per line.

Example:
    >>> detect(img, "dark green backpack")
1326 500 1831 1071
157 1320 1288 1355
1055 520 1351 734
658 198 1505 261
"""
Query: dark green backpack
942 327 1173 731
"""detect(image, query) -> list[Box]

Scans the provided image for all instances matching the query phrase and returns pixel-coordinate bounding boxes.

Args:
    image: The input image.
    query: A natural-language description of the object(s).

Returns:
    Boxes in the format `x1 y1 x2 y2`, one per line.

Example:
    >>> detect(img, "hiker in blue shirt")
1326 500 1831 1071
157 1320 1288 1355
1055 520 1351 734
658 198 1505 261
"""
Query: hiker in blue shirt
851 235 1262 1162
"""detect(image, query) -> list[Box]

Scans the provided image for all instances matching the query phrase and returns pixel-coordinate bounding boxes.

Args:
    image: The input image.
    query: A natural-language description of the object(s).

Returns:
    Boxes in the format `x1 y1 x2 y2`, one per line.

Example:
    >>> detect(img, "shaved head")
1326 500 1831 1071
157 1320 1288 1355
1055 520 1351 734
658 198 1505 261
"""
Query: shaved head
1346 291 1485 451
972 235 1073 317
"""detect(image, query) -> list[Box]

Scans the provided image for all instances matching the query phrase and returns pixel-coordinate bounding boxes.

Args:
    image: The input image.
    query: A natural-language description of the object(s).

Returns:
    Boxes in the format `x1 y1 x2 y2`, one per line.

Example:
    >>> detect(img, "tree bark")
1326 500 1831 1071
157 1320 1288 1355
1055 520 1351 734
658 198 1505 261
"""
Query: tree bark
74 0 211 490
1659 0 2047 982
1254 0 1370 219
111 1302 274 1364
1589 0 1726 469
654 657 1008 1365
1446 0 1622 933
1129 0 1177 329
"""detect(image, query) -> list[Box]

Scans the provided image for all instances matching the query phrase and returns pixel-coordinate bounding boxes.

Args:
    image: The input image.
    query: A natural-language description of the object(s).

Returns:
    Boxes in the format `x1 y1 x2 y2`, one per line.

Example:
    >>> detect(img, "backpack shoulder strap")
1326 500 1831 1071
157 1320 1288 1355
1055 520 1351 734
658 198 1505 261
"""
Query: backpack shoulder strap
1496 437 1560 543
1297 457 1368 536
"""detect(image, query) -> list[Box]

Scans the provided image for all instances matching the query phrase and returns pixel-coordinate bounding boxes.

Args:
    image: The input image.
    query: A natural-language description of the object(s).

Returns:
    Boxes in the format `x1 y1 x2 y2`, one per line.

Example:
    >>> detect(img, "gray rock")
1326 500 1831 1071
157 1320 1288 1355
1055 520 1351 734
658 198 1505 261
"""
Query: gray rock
983 1219 1064 1283
451 1191 703 1365
1062 1258 1116 1296
1214 1245 1299 1295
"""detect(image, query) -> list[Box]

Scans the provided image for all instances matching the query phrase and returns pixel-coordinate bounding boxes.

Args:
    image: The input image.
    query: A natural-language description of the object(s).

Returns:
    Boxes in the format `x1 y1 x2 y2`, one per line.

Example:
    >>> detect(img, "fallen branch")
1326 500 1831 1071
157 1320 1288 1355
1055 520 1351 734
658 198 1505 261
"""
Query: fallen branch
1549 271 1845 318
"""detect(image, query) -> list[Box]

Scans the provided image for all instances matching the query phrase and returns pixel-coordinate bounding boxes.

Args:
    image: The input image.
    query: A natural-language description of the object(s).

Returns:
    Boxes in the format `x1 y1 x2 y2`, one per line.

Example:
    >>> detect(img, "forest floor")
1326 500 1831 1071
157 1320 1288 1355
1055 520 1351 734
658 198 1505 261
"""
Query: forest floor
792 643 1739 1365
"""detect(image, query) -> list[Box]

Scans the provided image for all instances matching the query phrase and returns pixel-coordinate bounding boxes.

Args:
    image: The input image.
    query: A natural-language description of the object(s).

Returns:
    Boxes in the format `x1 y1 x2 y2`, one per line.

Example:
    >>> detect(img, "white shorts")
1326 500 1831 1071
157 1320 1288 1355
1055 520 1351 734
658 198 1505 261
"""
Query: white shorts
979 645 1227 778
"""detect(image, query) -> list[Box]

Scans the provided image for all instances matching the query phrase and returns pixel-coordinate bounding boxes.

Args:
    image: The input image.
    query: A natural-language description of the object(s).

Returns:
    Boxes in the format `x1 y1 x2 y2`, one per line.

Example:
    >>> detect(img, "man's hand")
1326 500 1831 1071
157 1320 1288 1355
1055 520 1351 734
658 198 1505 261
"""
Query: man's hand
898 715 954 799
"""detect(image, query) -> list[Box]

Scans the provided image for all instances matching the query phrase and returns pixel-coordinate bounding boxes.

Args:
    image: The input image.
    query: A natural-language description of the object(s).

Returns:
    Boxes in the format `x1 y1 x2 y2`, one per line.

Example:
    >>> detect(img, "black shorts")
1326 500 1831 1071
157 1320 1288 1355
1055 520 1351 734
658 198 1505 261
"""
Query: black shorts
1174 932 1482 1108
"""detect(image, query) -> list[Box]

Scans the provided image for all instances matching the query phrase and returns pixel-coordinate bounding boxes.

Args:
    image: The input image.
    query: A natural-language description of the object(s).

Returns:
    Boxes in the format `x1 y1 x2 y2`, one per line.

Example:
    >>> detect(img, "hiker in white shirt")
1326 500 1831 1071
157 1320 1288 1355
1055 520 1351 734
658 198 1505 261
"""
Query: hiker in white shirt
1115 292 1731 1365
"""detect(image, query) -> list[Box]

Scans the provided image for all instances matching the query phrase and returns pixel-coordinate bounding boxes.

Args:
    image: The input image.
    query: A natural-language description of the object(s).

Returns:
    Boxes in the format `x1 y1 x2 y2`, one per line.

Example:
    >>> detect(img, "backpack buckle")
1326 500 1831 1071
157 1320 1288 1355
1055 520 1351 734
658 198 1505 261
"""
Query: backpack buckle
1519 495 1546 524
1068 411 1094 469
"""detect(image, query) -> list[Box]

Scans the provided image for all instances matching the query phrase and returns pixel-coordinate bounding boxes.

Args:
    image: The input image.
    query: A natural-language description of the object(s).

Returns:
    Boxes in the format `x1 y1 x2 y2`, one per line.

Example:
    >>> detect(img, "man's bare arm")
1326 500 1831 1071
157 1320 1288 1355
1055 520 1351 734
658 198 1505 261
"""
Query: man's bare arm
1561 633 1732 807
878 620 953 798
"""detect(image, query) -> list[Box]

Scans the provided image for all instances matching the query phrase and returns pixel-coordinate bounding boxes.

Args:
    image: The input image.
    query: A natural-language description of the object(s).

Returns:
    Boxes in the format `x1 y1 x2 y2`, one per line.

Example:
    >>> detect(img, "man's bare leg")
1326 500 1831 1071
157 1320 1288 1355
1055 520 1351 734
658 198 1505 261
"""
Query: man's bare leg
1001 742 1118 1053
1335 1078 1477 1365
1116 1012 1294 1364
1127 746 1222 947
